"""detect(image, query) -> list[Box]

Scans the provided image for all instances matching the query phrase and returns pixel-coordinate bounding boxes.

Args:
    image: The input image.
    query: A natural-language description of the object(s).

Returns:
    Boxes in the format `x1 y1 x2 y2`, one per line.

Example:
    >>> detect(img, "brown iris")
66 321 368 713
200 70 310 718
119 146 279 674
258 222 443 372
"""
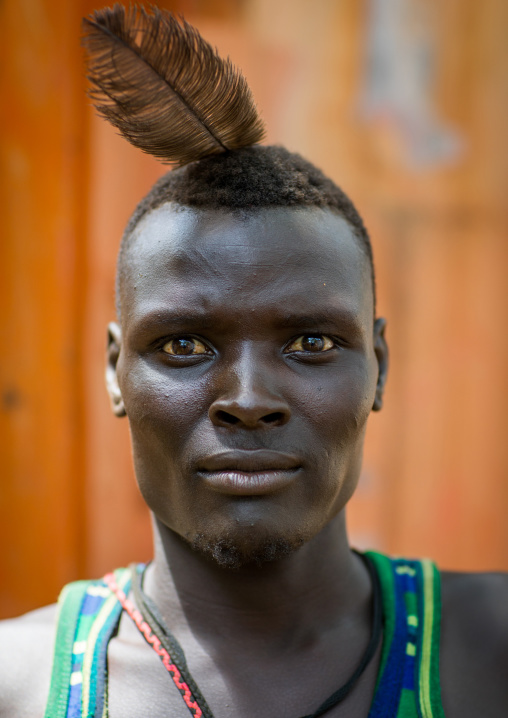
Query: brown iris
285 335 335 353
162 338 209 356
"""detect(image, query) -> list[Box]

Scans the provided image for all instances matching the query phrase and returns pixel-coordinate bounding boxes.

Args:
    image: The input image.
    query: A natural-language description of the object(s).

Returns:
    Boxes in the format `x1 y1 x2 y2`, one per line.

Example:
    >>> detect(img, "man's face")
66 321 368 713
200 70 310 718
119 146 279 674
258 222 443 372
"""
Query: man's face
108 205 387 567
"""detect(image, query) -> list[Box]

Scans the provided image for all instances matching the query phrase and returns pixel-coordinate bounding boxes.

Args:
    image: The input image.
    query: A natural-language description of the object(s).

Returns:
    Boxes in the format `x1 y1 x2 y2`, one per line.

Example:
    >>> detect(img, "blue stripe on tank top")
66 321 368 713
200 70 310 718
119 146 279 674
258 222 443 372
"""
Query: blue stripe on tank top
368 560 409 717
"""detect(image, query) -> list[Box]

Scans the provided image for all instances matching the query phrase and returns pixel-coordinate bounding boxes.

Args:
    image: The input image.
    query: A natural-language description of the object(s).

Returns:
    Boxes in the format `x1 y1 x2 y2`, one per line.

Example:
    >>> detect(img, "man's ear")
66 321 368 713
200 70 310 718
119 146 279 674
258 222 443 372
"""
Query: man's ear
106 322 126 417
372 317 388 412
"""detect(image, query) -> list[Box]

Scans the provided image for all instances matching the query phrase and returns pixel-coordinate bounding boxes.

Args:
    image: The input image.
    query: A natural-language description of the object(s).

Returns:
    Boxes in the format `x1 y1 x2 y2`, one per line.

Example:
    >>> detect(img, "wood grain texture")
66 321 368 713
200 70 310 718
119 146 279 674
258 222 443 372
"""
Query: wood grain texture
0 0 90 616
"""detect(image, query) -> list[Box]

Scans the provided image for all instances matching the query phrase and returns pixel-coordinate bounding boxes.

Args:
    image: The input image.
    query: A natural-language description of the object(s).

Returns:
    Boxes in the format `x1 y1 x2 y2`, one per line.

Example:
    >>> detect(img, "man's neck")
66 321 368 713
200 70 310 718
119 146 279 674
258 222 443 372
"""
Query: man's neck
143 512 371 650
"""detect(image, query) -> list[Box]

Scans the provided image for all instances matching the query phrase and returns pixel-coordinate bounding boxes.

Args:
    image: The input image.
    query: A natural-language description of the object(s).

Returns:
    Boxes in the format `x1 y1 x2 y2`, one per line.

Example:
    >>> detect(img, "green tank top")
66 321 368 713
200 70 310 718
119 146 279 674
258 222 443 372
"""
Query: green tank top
44 552 446 717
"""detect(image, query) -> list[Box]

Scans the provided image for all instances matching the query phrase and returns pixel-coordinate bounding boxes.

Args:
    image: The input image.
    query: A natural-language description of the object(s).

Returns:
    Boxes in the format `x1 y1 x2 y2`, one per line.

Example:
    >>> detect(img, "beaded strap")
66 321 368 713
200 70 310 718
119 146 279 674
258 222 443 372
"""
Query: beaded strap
103 570 204 718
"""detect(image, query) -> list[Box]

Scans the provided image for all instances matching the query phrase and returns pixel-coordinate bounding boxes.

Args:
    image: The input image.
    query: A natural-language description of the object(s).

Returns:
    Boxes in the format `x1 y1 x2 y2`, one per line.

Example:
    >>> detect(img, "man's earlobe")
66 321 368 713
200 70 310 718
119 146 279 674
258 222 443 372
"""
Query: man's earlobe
372 318 388 412
106 322 127 418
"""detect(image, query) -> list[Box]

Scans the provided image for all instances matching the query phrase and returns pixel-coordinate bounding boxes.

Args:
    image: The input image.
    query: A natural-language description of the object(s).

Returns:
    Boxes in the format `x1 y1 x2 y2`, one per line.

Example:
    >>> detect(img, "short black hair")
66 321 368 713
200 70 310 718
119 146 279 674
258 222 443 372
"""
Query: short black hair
117 145 375 313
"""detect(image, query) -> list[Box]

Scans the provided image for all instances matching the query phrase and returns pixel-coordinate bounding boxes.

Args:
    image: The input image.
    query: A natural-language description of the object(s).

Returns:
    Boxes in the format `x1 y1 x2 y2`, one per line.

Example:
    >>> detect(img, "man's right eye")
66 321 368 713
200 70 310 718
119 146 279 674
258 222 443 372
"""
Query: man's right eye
162 338 210 356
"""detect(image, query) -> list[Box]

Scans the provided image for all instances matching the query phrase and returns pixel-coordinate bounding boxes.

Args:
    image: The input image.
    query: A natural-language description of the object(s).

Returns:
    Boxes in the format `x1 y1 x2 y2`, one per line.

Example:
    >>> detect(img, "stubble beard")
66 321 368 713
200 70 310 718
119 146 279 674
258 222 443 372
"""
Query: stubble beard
189 531 307 570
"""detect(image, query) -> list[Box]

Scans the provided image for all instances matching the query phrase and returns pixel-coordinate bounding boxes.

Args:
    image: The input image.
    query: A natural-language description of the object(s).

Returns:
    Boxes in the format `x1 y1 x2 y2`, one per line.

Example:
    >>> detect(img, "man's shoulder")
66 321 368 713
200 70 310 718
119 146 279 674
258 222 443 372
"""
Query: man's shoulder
0 604 58 717
440 570 508 718
441 569 508 639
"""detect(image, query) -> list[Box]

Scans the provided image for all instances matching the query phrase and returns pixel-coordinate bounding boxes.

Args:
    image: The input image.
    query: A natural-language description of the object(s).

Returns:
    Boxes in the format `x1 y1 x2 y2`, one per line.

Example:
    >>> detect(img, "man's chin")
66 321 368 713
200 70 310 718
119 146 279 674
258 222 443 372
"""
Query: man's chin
188 531 307 570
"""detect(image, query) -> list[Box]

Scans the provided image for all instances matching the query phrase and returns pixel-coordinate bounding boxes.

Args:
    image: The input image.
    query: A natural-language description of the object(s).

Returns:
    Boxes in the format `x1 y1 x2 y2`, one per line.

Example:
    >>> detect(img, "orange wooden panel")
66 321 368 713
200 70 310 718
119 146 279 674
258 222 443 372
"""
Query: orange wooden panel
0 0 90 617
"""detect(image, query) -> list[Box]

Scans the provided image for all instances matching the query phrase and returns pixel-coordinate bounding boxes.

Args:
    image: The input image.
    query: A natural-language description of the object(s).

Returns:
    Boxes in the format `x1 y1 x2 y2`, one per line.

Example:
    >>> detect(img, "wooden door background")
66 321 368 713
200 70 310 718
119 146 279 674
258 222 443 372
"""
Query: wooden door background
1 0 507 618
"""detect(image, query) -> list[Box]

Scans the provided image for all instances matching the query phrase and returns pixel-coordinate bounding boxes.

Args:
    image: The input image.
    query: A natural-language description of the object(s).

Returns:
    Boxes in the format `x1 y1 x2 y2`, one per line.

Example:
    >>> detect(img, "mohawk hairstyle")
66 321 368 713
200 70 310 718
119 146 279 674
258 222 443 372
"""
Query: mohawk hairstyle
81 5 375 314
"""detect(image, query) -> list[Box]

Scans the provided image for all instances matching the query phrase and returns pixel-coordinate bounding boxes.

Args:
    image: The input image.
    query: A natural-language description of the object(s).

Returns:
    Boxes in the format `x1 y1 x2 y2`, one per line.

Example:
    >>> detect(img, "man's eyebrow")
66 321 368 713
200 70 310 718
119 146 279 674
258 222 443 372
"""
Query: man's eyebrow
275 310 360 329
131 310 212 331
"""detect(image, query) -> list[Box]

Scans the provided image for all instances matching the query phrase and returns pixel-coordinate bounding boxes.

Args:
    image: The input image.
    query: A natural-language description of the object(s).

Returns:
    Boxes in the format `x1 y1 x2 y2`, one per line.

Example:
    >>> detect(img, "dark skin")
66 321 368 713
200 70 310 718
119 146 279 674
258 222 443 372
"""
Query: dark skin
0 205 507 717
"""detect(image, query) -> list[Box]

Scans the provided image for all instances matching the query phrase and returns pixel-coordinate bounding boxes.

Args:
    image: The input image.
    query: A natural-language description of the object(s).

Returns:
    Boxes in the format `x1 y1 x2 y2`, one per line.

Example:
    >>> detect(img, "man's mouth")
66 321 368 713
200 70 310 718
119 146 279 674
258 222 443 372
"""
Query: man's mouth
196 450 302 495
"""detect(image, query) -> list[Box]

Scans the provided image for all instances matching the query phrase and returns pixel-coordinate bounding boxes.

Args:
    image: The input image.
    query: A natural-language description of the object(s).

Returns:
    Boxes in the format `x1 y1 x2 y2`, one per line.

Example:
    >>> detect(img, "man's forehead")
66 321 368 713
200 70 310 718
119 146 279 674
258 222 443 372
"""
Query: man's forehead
125 203 367 274
119 203 374 329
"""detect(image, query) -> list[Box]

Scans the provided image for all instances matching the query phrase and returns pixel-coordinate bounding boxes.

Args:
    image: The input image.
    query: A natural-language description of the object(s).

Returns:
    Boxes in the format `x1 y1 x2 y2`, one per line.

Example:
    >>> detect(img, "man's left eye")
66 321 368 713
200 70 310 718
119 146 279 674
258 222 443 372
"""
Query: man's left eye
162 338 209 356
284 335 335 353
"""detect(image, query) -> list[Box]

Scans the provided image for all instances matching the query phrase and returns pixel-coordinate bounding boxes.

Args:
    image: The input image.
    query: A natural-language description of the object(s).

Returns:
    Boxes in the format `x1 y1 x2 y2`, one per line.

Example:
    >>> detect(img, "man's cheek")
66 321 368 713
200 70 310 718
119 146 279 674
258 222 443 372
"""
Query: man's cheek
123 369 205 429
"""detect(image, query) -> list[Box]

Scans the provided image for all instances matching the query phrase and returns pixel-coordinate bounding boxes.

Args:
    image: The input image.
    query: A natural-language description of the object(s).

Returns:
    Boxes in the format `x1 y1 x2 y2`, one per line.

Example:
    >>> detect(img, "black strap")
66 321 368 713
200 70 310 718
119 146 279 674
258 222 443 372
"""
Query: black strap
130 564 216 718
131 551 383 718
299 551 383 717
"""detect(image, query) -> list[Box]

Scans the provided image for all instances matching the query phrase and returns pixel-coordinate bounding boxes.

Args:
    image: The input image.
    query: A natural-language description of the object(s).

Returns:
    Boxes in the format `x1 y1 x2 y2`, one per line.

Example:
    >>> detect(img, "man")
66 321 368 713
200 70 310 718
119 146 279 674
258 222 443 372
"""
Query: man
1 7 507 717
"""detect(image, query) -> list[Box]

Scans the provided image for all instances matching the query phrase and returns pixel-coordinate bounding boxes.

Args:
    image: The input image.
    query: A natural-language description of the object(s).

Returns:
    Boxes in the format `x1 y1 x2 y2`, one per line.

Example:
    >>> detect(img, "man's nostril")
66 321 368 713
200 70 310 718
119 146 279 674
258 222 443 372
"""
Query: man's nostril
262 412 285 425
215 410 241 425
210 400 291 428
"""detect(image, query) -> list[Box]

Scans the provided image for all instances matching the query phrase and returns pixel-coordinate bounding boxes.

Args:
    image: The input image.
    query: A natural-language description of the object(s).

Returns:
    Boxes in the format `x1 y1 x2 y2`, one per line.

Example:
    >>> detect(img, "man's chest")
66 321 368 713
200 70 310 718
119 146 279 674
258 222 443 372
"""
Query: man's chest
106 625 380 718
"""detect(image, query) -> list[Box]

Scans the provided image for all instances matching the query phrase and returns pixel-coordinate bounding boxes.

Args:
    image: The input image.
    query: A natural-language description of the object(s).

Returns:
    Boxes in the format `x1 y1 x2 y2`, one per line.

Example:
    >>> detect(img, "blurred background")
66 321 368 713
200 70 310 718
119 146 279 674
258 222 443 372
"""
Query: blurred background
1 0 507 618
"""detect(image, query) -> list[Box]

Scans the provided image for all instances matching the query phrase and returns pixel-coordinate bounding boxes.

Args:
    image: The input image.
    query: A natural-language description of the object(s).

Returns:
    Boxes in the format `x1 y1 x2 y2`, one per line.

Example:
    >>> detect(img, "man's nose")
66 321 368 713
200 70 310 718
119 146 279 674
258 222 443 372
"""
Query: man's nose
208 347 291 429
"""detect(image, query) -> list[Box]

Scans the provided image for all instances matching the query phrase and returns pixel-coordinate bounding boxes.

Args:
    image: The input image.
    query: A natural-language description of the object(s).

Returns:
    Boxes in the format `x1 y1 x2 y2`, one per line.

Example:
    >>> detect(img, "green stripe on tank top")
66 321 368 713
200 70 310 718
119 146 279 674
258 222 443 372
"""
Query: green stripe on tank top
418 559 445 718
44 581 91 718
404 589 418 625
397 687 419 717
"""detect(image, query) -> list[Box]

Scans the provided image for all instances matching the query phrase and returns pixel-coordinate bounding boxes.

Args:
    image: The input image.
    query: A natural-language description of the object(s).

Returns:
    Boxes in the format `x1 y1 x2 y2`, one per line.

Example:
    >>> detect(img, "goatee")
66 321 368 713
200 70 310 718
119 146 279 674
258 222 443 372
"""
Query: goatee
189 533 306 570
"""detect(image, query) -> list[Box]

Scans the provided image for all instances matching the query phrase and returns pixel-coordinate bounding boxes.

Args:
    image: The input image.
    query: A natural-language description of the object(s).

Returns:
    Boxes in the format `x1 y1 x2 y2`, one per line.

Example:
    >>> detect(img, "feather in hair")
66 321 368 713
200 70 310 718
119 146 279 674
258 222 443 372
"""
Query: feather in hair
82 4 266 166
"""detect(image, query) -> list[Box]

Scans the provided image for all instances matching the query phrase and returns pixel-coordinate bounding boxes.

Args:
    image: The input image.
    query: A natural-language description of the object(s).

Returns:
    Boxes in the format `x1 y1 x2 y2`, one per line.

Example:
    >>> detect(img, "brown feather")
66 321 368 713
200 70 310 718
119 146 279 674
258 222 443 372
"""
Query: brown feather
82 4 266 166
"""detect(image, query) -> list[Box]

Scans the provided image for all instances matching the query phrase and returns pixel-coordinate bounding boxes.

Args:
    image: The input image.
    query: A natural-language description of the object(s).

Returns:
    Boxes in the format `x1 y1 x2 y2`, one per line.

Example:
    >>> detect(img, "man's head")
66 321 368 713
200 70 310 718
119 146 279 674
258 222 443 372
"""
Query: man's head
106 150 388 569
84 8 387 569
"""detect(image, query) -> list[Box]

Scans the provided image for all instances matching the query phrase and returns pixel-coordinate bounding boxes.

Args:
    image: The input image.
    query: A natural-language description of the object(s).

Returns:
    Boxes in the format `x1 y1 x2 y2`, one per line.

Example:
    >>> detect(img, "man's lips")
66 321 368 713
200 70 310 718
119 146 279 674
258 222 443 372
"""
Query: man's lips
196 450 302 495
198 450 301 472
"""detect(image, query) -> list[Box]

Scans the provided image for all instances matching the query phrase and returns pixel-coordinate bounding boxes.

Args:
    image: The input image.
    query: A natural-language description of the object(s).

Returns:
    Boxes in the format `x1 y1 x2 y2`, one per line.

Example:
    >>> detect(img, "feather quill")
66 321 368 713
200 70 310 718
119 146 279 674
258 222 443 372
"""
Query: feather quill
82 4 266 166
